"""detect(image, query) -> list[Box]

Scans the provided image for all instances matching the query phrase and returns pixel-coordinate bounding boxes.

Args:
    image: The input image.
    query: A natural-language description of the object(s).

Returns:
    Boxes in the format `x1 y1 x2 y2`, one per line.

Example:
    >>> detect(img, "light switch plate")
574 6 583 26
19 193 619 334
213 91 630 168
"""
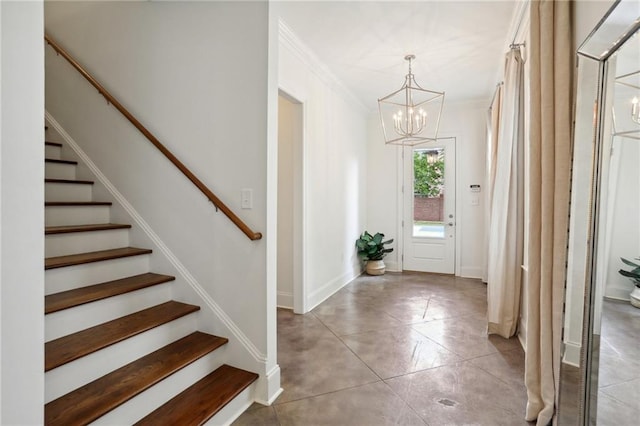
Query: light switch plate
241 188 253 209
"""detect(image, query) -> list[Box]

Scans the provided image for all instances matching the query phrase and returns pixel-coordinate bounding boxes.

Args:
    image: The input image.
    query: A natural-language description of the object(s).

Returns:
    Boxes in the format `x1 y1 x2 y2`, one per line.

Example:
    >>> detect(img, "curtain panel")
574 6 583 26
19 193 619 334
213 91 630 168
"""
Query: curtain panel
486 49 525 339
524 1 573 424
484 85 502 283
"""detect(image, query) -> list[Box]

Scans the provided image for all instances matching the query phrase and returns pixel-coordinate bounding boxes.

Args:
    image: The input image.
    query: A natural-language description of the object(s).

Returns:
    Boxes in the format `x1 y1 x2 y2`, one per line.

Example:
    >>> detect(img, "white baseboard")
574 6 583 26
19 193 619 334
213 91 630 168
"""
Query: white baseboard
459 266 483 279
254 365 283 406
385 260 399 272
277 291 293 309
518 315 527 352
604 287 631 302
563 341 581 367
307 268 361 311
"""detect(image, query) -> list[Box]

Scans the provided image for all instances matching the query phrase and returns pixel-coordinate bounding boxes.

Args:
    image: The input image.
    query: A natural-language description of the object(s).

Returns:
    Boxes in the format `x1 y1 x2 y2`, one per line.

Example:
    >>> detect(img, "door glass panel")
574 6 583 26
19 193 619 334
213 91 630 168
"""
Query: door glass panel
413 147 445 238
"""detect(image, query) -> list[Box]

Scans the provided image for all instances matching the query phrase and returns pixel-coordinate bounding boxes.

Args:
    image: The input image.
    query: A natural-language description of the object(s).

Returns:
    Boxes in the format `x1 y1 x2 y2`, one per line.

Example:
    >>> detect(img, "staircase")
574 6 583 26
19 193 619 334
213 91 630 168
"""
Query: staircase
43 137 258 425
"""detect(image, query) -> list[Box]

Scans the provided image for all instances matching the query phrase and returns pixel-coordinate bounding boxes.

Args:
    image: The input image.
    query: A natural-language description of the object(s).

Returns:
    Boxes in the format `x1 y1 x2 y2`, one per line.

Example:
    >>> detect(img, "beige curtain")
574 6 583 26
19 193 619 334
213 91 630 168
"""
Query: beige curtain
487 49 525 338
524 1 572 425
483 85 502 283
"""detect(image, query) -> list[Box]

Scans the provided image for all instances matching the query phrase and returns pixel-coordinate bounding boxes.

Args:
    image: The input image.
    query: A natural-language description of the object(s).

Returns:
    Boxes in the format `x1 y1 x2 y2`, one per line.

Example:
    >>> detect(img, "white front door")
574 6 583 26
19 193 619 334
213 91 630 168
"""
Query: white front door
402 138 456 273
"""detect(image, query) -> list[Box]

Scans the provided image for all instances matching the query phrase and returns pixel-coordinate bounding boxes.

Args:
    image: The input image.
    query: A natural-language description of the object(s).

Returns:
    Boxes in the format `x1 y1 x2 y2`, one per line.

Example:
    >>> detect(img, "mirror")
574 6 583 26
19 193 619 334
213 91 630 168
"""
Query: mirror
558 1 640 424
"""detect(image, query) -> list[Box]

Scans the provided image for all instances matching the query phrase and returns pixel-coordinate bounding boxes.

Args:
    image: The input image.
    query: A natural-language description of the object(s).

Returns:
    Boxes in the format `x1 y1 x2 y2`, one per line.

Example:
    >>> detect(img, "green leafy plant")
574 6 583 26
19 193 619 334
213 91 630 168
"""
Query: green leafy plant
356 231 394 261
619 257 640 287
414 150 444 197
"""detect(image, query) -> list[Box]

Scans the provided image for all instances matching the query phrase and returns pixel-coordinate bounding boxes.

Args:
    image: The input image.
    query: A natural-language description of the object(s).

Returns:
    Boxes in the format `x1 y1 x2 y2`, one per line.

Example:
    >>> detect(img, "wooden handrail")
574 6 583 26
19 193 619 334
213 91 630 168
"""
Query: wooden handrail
45 34 262 241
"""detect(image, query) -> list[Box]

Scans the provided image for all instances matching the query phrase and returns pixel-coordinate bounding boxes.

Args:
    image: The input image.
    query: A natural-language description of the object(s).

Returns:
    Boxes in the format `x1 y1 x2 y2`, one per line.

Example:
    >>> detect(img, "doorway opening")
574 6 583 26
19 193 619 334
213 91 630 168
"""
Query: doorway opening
277 91 305 313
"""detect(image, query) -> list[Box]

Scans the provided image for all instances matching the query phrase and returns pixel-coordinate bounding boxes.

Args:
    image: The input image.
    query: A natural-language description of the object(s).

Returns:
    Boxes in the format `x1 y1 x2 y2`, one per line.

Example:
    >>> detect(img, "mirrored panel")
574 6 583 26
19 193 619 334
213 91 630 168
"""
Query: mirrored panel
591 29 640 425
579 0 640 61
559 2 640 424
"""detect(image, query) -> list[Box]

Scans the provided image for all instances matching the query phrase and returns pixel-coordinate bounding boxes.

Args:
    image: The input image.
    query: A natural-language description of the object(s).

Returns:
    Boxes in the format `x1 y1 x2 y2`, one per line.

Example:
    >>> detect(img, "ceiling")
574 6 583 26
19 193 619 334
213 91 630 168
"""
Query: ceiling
277 0 521 110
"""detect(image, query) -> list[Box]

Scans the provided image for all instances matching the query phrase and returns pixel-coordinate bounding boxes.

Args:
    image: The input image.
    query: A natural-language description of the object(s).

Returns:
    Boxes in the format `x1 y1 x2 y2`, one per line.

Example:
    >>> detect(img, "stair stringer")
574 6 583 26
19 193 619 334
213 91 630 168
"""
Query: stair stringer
45 112 283 413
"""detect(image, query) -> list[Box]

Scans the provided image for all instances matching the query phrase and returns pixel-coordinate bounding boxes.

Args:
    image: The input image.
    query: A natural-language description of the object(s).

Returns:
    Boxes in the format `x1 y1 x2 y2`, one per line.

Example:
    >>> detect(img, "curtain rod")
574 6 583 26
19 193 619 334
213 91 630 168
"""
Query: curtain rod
510 0 529 45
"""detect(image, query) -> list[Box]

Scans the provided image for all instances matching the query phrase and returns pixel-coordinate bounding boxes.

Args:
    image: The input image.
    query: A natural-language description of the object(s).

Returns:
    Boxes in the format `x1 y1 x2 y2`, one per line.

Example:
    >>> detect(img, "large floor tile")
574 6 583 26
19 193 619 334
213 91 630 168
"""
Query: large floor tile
385 362 530 425
274 381 426 426
600 377 640 410
597 391 640 426
412 314 520 359
276 312 379 403
232 405 280 426
312 303 405 336
468 347 526 391
598 344 640 388
340 326 462 379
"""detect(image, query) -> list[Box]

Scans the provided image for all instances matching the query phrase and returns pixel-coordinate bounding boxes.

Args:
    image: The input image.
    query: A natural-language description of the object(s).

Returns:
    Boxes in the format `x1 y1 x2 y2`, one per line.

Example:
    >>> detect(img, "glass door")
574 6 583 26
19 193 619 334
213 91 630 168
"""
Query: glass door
402 137 456 273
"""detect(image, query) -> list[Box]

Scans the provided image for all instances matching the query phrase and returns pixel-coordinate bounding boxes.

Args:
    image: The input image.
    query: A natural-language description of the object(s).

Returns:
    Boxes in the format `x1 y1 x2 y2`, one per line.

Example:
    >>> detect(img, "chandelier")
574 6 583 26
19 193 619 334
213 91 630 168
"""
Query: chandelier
378 55 445 146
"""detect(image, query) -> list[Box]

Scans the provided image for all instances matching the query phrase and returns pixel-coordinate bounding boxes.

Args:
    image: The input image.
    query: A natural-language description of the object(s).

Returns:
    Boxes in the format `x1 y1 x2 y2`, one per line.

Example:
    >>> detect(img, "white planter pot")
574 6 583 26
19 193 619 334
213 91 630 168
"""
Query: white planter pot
366 260 386 276
630 287 640 309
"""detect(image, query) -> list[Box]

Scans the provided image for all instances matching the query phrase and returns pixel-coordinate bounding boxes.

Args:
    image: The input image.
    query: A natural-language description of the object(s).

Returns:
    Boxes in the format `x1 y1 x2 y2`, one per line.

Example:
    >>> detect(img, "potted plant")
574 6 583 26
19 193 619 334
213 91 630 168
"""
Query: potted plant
618 257 640 308
356 231 394 275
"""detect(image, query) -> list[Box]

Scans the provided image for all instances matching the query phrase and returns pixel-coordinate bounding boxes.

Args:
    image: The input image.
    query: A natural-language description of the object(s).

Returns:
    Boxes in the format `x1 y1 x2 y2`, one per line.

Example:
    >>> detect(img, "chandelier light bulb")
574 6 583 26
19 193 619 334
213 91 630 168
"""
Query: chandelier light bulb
632 97 640 124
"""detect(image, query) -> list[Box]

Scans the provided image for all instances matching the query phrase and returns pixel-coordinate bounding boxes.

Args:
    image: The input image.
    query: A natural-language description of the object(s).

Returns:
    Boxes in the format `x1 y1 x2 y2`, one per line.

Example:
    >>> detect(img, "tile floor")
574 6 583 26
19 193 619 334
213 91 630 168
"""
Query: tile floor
596 300 640 425
233 272 531 426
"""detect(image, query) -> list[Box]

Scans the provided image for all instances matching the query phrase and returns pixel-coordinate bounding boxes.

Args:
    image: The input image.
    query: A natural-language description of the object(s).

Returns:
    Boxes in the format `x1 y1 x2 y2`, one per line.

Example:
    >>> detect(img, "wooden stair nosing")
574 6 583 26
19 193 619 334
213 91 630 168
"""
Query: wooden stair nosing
45 141 62 147
45 201 112 206
45 223 132 235
45 273 176 314
45 178 94 185
45 247 152 270
45 158 77 165
135 365 259 426
45 332 228 426
45 301 200 371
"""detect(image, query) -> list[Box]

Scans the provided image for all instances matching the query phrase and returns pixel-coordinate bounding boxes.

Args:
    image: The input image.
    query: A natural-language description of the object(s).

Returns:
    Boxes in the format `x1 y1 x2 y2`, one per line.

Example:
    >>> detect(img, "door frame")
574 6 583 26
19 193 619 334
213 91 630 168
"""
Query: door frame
396 135 461 275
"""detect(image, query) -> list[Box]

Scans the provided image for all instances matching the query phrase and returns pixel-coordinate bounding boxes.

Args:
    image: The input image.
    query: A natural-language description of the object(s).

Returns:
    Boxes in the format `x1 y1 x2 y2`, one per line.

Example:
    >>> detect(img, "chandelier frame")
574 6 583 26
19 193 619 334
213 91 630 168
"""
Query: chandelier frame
378 55 445 146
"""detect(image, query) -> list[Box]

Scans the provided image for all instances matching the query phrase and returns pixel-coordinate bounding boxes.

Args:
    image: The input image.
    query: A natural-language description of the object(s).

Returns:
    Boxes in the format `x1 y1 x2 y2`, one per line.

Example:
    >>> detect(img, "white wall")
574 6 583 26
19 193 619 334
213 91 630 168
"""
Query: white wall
0 1 45 423
44 1 277 401
278 21 369 311
367 101 487 278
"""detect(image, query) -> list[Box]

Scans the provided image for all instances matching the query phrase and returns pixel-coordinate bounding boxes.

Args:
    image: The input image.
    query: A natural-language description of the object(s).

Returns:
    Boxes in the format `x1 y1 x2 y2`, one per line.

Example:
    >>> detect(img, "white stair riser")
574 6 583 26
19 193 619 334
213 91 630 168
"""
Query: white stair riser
205 383 254 426
45 229 130 257
45 145 62 159
45 205 111 226
45 162 77 180
45 255 150 295
45 182 93 202
92 347 228 425
45 313 199 403
45 282 173 342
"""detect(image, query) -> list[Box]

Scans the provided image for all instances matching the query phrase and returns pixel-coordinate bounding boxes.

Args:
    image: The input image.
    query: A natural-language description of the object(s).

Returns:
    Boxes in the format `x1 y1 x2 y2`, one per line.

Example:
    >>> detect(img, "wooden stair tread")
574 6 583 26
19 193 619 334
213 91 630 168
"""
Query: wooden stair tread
45 247 151 270
45 273 175 314
45 223 131 235
45 301 200 371
135 365 258 426
45 201 112 206
45 332 227 426
45 178 94 185
45 158 77 165
45 141 62 147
